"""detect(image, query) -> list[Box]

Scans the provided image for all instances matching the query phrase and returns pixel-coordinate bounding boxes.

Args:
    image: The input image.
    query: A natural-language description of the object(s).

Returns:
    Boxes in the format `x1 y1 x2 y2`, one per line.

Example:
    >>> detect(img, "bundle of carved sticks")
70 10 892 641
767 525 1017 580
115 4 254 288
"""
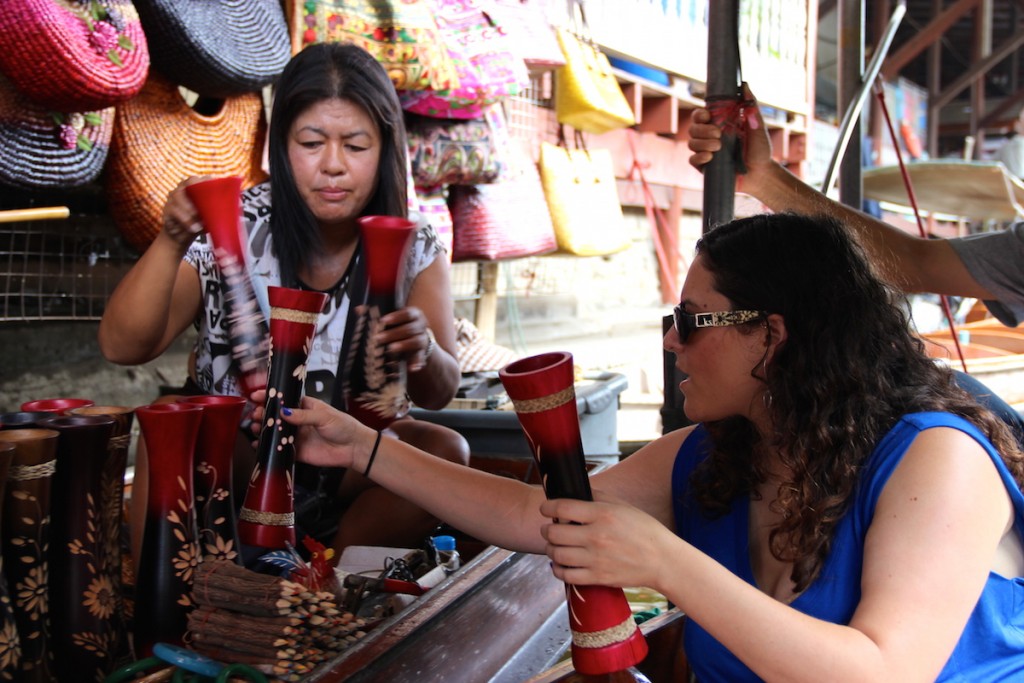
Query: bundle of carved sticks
188 560 369 681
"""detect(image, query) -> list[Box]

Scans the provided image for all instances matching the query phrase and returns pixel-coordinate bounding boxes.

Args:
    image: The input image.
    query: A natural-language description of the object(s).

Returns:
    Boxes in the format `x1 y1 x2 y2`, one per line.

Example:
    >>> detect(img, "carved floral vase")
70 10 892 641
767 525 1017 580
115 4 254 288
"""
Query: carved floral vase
177 395 246 564
35 414 119 683
0 428 59 683
68 405 135 663
132 403 202 659
0 442 20 681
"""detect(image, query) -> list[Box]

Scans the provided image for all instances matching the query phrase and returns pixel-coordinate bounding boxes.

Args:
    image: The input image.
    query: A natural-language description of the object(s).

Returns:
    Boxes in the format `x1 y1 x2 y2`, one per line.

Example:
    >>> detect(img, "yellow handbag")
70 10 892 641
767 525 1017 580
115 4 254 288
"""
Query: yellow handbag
553 2 635 135
538 138 632 257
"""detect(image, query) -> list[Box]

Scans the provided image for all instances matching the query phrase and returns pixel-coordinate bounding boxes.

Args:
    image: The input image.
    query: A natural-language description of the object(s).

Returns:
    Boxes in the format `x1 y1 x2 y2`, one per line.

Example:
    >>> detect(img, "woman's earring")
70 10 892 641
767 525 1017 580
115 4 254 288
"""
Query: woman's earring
762 391 773 409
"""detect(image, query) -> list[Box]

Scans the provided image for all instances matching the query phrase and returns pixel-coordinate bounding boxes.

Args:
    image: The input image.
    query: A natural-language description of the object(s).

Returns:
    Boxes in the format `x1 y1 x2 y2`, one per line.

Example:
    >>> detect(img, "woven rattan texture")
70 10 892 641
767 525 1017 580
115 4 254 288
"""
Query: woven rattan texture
134 0 291 97
105 73 269 253
0 75 114 190
0 0 150 111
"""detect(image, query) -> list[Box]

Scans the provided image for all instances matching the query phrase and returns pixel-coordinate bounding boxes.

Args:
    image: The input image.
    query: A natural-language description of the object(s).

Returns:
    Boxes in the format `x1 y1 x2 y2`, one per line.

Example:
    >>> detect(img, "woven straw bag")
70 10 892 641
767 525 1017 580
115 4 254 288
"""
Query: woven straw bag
538 139 631 257
133 0 291 97
0 0 150 111
106 73 268 253
448 146 557 262
0 73 114 189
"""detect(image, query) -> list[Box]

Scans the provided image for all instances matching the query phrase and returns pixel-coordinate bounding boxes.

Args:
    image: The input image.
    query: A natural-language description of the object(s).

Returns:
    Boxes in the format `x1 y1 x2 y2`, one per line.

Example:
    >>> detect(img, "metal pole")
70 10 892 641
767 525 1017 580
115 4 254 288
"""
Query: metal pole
701 0 741 233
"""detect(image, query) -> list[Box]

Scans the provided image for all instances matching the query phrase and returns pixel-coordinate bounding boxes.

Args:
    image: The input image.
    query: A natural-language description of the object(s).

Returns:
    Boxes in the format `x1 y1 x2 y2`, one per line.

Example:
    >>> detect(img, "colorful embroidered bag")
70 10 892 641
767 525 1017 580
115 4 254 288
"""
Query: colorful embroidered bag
289 0 459 93
485 0 565 69
406 114 502 187
398 0 529 119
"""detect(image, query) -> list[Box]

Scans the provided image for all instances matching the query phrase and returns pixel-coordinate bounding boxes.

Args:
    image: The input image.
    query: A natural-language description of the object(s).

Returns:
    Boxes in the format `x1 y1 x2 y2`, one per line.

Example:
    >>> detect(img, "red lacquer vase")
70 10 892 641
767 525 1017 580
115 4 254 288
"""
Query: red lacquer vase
36 414 119 683
178 395 247 564
132 403 203 659
238 286 327 550
20 398 94 414
343 215 416 430
68 405 135 666
185 176 270 397
0 428 59 683
0 442 20 681
499 352 648 676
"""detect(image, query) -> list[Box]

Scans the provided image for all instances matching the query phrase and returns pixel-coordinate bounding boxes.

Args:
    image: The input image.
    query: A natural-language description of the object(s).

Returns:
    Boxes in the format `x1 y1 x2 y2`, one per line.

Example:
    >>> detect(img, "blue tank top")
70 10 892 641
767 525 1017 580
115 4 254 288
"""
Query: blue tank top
671 413 1024 682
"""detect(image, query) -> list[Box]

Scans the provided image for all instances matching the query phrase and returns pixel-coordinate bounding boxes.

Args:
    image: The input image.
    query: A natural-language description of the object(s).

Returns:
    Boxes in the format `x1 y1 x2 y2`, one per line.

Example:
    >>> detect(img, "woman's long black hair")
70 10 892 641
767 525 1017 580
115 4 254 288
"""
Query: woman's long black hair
693 213 1024 592
267 42 408 286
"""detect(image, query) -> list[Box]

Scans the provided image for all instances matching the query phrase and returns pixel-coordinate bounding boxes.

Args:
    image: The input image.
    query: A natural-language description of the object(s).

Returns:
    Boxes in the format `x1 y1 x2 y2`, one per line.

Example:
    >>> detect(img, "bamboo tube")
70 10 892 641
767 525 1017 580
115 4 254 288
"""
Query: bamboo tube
0 207 70 223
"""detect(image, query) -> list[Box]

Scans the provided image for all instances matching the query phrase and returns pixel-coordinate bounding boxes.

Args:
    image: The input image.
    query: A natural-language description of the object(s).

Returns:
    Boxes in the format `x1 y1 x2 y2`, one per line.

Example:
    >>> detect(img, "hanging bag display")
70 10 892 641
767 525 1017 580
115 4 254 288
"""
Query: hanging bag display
289 0 459 93
105 73 269 253
414 184 455 261
0 74 114 190
133 0 291 97
406 112 502 187
398 0 529 119
553 0 635 134
449 143 558 261
538 130 632 257
485 0 566 69
0 0 149 111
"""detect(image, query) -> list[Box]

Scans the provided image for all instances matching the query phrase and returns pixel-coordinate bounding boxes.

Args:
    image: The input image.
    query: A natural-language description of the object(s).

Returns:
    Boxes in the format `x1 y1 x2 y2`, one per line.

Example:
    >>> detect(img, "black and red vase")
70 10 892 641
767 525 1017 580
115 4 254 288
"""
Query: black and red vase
132 403 202 659
343 215 416 430
238 286 327 550
500 352 648 676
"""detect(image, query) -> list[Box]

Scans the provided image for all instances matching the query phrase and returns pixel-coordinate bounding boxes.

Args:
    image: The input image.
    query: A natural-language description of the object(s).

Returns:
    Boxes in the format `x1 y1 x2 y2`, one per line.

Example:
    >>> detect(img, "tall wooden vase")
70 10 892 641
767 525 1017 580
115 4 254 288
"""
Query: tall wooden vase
132 403 203 659
68 405 135 666
343 215 415 430
0 428 59 683
0 442 21 681
185 176 269 397
36 414 119 683
499 352 648 676
238 286 327 550
178 395 247 564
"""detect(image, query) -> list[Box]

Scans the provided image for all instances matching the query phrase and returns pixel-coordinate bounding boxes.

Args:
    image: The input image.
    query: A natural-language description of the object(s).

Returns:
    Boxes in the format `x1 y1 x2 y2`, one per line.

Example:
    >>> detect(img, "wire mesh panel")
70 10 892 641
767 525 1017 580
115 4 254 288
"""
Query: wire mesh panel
0 199 135 322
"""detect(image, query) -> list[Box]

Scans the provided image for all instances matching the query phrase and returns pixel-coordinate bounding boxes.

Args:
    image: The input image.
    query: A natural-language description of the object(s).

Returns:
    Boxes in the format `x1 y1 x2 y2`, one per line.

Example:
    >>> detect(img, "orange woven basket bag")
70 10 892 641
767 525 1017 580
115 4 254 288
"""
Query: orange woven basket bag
105 72 268 253
0 0 150 111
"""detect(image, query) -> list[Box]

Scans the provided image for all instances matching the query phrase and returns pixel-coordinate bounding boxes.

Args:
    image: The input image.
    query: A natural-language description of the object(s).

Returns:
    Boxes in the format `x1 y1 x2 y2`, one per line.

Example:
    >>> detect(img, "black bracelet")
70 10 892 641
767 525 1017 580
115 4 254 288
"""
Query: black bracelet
363 429 383 478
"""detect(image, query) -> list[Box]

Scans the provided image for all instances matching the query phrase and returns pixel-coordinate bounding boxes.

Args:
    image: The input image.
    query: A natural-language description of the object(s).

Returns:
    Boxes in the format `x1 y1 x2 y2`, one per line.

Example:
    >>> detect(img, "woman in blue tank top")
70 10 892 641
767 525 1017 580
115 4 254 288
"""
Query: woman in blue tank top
272 213 1024 681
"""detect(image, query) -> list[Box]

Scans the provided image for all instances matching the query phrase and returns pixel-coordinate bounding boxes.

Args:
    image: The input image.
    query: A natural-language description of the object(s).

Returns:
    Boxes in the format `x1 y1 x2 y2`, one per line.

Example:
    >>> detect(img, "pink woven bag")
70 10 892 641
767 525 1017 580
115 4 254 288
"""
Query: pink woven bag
0 0 149 111
398 0 528 119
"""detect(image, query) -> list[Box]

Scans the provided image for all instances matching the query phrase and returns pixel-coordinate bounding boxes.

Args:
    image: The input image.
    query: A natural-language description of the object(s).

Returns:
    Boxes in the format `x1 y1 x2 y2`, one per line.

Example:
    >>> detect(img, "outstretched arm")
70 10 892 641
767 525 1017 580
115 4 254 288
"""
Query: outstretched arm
278 395 550 552
98 177 206 364
688 86 994 300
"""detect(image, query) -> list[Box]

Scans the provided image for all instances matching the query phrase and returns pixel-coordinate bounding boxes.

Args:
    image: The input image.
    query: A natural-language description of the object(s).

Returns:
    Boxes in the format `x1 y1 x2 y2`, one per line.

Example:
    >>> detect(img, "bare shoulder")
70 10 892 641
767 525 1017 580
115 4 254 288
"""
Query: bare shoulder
882 425 1010 519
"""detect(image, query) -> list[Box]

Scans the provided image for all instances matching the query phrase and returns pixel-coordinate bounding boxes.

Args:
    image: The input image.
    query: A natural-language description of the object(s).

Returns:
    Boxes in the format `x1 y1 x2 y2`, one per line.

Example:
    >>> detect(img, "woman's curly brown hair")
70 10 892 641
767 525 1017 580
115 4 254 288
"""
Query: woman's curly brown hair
691 213 1024 593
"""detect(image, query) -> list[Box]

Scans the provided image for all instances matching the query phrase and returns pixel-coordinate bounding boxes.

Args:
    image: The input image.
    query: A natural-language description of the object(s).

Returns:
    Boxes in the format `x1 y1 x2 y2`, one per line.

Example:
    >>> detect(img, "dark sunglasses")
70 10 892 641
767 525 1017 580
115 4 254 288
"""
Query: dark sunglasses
673 306 768 343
